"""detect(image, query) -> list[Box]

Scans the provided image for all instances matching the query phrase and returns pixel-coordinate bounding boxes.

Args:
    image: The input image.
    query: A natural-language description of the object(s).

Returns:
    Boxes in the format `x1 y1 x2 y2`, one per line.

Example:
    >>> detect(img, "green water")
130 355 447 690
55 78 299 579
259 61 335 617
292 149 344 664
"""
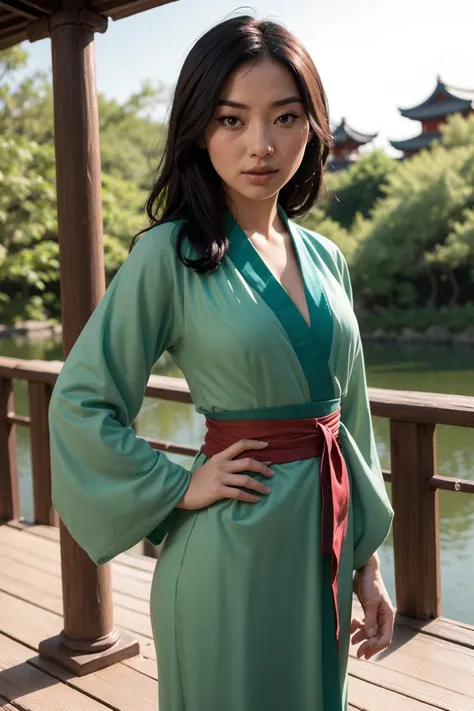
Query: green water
2 335 473 624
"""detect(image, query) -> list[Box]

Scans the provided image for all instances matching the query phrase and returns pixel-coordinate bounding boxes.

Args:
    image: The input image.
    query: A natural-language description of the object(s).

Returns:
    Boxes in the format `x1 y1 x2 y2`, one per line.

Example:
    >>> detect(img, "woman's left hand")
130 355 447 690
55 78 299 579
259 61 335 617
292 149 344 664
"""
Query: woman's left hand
351 559 396 660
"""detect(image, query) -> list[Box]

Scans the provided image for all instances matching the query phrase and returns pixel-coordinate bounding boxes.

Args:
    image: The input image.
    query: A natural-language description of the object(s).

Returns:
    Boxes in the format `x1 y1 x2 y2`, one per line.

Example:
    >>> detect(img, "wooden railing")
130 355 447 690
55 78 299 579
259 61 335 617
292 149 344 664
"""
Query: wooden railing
1 355 474 625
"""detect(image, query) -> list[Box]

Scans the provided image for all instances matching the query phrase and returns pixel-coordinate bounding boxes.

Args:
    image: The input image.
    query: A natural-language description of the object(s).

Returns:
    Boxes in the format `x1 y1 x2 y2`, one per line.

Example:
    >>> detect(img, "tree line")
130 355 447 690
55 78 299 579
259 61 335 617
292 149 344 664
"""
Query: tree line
1 47 473 331
307 116 474 331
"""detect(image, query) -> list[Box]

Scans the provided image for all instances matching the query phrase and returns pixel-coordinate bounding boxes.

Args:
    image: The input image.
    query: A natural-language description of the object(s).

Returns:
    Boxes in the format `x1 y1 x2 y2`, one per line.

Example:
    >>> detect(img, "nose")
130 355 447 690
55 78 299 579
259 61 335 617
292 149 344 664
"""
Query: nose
248 123 274 157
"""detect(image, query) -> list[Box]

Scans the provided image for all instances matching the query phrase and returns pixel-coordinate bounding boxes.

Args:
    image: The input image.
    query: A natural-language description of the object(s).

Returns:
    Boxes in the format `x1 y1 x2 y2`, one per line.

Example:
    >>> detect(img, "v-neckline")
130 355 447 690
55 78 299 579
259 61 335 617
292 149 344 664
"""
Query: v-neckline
224 204 335 402
228 204 312 330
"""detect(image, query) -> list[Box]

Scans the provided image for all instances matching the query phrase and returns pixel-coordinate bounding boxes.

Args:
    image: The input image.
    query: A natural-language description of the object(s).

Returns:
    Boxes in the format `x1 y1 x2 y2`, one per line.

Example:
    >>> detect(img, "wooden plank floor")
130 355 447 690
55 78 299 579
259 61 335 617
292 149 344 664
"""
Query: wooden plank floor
1 523 473 711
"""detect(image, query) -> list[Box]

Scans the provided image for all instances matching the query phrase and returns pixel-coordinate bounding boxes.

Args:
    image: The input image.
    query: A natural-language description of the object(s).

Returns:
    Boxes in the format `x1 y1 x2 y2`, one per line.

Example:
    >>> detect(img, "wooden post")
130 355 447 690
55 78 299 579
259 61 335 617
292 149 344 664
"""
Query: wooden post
28 381 58 526
0 377 20 522
38 2 138 675
390 420 441 619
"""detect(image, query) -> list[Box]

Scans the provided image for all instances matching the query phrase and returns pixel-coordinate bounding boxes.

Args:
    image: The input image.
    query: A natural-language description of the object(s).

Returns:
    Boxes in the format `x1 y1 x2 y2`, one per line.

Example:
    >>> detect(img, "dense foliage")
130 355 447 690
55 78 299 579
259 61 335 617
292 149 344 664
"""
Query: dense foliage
300 117 474 329
1 48 473 329
0 48 165 323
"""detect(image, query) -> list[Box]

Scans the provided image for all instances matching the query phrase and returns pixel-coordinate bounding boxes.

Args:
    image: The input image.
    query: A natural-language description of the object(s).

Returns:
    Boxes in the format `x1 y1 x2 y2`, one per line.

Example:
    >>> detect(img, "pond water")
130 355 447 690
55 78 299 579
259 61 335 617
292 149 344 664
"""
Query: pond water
2 335 473 624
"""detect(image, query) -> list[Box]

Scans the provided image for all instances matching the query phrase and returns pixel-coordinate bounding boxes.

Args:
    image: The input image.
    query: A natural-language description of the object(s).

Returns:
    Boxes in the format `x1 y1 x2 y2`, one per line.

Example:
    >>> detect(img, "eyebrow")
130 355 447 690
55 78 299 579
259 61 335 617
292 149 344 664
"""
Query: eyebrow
217 96 303 110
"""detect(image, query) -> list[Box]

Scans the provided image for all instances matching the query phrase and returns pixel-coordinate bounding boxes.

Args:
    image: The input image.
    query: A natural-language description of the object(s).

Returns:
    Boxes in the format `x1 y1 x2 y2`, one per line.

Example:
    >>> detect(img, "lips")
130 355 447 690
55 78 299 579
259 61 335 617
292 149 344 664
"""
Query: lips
243 168 278 174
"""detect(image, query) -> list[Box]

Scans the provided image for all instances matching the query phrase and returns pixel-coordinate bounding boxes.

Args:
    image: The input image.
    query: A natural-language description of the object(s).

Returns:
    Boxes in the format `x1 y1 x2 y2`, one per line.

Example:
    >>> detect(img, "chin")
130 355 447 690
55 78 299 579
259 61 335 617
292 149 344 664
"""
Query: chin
230 183 281 201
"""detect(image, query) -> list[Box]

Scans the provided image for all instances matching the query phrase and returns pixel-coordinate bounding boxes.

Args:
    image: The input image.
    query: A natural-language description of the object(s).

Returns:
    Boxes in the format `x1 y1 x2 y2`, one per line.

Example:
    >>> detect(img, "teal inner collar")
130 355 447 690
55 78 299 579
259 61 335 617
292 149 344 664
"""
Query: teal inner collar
224 203 335 402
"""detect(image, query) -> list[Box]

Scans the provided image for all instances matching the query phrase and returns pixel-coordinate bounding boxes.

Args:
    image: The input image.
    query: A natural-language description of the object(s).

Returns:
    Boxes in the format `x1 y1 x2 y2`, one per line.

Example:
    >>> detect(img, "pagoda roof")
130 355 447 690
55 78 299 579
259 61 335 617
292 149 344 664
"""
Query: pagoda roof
333 117 377 145
390 131 442 153
399 77 474 121
0 0 177 50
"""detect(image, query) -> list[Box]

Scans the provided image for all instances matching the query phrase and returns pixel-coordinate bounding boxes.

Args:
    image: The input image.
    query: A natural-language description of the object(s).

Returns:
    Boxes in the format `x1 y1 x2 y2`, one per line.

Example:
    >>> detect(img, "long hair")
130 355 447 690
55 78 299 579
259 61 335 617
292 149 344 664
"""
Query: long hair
132 15 334 273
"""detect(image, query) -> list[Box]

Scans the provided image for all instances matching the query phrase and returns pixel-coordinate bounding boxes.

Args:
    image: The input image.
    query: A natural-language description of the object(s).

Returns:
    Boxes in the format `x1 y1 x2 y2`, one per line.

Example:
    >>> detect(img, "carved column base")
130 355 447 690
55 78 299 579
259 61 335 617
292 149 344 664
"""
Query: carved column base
38 629 139 676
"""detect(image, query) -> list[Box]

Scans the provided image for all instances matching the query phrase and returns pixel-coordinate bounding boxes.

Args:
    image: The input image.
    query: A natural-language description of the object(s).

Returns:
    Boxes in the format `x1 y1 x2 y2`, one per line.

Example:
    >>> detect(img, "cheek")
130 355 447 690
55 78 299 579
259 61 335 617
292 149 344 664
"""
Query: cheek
207 133 240 171
279 130 310 170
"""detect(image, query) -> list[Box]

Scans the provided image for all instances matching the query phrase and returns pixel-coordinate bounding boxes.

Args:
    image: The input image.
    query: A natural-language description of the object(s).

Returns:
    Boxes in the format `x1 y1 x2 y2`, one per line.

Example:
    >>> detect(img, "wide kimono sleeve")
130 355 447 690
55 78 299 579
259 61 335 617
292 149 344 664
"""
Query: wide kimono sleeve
48 225 191 566
336 250 394 570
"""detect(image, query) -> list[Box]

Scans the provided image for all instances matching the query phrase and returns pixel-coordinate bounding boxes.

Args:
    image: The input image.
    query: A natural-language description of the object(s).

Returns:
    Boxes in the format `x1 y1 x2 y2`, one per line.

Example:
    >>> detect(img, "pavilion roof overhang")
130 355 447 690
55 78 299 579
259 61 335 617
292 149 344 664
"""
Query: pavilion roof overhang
399 77 474 121
0 0 177 50
390 131 442 153
400 99 474 122
332 117 377 146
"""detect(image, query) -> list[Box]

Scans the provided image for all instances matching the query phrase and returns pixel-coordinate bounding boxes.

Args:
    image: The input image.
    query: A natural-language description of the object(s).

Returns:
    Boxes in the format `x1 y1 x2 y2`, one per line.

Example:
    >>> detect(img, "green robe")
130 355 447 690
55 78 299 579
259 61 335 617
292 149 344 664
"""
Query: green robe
49 205 393 711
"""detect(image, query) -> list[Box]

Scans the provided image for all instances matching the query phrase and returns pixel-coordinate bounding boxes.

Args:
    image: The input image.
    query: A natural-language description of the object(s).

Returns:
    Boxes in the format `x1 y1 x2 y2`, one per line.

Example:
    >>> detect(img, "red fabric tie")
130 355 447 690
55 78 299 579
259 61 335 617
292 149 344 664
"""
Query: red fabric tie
202 409 350 648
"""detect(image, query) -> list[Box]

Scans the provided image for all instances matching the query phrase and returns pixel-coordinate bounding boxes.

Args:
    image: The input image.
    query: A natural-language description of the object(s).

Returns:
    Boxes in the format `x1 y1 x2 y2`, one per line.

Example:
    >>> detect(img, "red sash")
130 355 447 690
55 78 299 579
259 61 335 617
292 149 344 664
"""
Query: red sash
202 408 350 648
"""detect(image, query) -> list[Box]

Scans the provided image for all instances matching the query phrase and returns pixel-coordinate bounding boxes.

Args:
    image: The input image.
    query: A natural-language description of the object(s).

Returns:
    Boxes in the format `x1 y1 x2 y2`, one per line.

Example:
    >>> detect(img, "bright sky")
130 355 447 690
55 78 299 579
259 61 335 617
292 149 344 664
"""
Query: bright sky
21 0 473 152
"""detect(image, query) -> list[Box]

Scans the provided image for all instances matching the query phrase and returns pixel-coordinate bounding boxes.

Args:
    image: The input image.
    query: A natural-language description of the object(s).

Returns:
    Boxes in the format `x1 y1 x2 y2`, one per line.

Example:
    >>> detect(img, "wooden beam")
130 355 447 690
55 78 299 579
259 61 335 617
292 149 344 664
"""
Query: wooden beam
0 357 63 385
6 413 31 427
369 387 474 428
1 356 474 428
0 14 25 37
92 0 176 21
0 378 20 522
38 1 137 675
0 0 44 21
49 9 106 352
390 420 441 620
0 29 26 51
0 0 178 49
1 0 56 16
28 381 58 527
429 474 474 494
382 468 474 494
26 16 49 41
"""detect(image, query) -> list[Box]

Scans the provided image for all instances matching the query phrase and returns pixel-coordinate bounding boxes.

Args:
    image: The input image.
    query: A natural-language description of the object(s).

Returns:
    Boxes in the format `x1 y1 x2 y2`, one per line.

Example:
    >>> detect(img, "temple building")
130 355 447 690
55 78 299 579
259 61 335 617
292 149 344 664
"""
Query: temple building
390 76 474 157
327 117 378 172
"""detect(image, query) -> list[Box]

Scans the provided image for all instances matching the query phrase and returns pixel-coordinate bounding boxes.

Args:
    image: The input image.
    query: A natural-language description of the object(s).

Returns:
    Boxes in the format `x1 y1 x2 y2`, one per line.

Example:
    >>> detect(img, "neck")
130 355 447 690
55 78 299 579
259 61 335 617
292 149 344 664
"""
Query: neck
226 193 283 238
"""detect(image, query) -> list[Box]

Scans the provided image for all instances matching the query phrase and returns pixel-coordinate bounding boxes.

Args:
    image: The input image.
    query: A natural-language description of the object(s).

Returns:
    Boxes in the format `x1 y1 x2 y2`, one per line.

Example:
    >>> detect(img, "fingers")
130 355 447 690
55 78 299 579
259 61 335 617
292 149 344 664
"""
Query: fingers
363 602 379 640
364 634 392 660
351 628 367 646
350 617 369 648
221 486 263 504
226 457 274 478
356 637 379 659
350 617 363 634
219 439 269 461
209 441 275 507
222 473 272 496
352 604 396 659
359 629 392 660
363 603 395 659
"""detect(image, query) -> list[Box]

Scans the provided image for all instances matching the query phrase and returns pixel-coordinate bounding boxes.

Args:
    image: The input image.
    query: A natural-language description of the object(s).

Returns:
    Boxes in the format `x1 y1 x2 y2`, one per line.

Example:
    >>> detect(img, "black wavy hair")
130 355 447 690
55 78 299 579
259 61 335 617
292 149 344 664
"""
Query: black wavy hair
131 14 333 273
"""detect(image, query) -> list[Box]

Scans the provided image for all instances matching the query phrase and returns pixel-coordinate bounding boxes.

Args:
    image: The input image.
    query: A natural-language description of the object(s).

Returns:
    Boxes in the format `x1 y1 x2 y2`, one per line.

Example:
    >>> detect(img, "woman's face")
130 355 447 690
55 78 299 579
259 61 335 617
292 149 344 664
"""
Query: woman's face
203 57 312 205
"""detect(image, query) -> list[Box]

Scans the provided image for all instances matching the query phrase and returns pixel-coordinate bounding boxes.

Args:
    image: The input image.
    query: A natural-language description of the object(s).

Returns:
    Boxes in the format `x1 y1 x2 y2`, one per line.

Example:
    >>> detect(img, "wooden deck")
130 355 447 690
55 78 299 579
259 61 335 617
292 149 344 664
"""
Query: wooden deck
1 522 474 711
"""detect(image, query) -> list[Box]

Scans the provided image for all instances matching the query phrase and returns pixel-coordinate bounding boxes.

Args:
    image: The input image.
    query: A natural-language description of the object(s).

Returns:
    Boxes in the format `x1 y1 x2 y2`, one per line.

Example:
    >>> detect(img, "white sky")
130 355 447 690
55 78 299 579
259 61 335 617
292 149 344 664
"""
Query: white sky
19 0 474 152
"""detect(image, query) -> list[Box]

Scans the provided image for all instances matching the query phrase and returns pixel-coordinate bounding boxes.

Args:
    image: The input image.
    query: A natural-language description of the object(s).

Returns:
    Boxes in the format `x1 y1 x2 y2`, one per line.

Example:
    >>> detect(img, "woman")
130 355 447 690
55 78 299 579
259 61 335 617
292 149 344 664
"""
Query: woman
49 14 395 711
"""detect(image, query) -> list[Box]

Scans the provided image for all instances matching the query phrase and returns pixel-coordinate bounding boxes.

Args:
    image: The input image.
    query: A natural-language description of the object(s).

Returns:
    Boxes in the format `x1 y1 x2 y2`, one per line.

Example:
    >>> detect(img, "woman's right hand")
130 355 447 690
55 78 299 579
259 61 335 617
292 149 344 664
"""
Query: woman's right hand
176 439 274 511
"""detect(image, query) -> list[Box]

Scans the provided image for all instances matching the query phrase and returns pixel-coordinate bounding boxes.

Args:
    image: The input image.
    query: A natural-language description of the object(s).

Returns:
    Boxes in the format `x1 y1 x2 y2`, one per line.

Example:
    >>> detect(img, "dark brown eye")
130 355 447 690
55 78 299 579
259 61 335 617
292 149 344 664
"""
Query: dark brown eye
277 113 299 125
217 115 242 128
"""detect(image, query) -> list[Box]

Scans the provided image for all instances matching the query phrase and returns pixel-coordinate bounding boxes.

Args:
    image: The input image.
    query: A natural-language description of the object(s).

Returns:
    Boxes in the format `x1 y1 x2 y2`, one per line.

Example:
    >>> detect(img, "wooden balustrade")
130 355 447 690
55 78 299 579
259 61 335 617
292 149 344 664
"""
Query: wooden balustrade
1 354 474 628
0 375 20 521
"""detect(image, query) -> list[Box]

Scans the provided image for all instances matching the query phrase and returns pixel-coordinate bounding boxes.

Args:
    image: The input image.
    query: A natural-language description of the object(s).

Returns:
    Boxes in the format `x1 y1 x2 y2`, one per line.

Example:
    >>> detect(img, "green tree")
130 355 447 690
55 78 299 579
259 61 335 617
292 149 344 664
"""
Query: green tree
426 207 474 305
0 46 28 73
0 137 58 322
0 48 168 324
101 172 148 272
300 207 357 264
0 48 54 144
351 141 474 309
99 81 169 188
323 150 396 229
441 113 474 148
